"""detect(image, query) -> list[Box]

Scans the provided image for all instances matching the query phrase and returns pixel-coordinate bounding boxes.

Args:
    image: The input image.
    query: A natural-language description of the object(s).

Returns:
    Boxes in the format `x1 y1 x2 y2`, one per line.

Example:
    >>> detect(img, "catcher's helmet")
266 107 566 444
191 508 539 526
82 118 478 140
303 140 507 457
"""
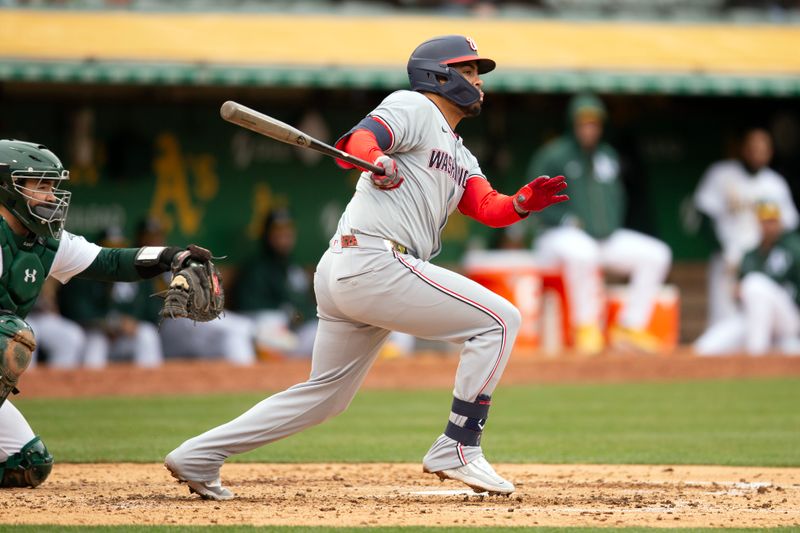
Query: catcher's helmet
407 35 496 107
0 140 71 239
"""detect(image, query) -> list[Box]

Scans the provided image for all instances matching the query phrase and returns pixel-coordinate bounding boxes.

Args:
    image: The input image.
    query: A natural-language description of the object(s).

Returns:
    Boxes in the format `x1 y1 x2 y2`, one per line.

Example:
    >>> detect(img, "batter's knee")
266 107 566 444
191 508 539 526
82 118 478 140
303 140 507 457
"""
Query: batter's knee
0 436 54 488
506 305 522 337
494 299 522 341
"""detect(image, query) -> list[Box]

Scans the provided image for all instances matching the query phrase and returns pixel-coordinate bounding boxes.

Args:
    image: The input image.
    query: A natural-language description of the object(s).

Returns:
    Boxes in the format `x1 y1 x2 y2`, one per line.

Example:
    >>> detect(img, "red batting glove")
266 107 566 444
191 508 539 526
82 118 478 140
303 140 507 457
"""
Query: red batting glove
370 155 404 190
513 175 569 214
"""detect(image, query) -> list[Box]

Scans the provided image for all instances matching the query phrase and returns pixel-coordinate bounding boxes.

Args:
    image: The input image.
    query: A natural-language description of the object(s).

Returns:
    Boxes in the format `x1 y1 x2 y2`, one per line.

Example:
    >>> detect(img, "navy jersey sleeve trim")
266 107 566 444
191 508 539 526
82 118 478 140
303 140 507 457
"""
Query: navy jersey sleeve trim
334 116 394 169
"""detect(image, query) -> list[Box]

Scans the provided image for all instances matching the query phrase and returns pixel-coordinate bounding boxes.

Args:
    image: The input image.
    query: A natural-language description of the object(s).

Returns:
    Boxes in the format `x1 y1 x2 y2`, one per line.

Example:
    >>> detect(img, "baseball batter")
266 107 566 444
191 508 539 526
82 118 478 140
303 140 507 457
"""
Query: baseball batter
0 139 217 488
165 35 568 500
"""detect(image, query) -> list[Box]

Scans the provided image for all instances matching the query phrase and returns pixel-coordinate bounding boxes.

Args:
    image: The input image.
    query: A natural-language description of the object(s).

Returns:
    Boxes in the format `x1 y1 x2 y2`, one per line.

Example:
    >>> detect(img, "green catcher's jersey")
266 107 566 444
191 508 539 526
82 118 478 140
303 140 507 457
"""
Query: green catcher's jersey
0 219 59 317
740 231 800 308
0 218 102 318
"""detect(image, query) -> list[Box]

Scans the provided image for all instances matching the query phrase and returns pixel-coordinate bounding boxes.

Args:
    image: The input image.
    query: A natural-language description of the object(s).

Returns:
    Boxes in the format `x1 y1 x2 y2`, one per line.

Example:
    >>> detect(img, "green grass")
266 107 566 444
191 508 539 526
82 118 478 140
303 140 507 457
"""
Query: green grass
13 378 800 466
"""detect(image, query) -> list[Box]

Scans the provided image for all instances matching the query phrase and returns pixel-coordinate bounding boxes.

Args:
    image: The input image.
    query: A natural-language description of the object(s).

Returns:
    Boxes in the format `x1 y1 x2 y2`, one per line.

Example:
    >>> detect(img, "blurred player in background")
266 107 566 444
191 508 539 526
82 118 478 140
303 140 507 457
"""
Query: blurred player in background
693 127 798 327
527 93 672 354
58 225 163 368
165 35 567 500
0 139 216 488
154 216 256 366
694 200 800 356
234 207 415 359
232 207 319 357
25 277 86 369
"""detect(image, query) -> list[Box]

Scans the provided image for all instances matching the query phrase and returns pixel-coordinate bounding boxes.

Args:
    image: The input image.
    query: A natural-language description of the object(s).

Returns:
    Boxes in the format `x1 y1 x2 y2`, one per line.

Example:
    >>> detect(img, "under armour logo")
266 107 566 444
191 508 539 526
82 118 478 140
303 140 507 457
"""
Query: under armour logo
24 268 37 283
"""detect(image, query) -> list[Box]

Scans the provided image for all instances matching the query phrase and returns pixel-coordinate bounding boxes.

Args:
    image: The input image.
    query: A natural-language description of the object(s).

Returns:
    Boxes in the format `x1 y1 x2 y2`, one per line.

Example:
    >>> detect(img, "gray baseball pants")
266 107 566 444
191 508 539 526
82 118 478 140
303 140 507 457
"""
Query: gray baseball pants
167 234 521 481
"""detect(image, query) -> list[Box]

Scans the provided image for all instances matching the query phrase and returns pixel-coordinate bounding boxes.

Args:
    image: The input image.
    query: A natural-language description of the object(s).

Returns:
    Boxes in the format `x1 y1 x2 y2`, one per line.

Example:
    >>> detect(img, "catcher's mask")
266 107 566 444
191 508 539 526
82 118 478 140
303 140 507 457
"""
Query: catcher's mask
407 35 495 108
0 140 71 240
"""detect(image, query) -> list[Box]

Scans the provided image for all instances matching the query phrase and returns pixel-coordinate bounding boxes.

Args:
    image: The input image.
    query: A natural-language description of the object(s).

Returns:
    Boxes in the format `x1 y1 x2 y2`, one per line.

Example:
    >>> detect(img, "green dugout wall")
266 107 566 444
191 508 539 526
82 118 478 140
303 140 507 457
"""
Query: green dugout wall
0 86 798 267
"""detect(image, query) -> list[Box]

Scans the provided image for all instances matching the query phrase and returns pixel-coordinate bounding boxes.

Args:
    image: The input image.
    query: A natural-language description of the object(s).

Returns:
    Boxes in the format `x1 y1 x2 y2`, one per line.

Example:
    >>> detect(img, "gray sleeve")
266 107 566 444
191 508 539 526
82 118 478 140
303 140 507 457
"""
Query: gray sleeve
372 91 429 155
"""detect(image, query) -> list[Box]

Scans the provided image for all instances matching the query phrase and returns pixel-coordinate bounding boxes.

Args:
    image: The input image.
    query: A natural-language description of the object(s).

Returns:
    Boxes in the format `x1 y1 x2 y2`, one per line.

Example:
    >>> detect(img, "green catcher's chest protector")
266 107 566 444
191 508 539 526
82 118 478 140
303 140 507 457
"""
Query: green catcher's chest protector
0 218 58 318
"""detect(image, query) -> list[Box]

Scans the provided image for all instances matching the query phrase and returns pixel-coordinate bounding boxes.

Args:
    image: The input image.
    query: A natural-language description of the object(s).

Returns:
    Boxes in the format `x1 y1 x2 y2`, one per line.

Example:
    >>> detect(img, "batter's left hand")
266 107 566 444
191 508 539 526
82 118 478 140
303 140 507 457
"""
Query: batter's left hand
513 175 569 214
370 155 404 190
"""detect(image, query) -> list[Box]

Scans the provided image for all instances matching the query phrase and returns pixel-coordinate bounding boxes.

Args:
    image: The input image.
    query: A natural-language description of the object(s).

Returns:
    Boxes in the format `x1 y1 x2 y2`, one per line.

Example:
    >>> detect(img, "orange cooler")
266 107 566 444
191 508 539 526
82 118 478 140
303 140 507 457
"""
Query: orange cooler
605 284 680 351
463 250 542 350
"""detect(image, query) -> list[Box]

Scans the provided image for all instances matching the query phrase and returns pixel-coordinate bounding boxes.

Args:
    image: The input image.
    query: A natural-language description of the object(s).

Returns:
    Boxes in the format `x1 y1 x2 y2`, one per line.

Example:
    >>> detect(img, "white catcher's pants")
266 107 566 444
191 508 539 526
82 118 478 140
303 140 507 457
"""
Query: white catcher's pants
167 237 521 481
0 401 35 462
694 272 800 356
535 226 672 329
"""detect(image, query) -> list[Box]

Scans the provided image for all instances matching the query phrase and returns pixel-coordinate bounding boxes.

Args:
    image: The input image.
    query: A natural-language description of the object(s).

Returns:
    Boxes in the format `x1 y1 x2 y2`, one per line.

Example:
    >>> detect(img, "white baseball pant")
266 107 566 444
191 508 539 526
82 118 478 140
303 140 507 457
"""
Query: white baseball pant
694 271 800 356
535 226 672 329
0 401 35 463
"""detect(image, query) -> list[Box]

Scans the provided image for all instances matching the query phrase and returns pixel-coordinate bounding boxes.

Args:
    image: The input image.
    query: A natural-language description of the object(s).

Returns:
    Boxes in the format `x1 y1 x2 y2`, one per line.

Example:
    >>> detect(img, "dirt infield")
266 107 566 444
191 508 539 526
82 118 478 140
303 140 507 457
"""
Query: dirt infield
7 351 800 528
5 463 799 528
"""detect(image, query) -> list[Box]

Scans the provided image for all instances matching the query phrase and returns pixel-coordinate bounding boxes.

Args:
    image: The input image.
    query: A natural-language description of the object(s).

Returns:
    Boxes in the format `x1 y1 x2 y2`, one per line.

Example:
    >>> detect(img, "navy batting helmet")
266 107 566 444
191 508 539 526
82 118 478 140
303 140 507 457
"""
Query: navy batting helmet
407 35 496 108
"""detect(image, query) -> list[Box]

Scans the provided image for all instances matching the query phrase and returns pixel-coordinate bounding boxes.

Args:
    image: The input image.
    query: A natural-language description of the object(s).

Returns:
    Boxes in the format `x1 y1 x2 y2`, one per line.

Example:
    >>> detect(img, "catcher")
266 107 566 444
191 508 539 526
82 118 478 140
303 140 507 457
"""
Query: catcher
0 139 223 488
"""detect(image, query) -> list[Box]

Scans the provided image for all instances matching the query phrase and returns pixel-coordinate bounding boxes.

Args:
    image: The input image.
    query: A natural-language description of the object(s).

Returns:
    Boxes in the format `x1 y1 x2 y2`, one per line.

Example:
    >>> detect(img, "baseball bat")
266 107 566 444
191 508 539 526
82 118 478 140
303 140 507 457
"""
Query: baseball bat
220 100 384 175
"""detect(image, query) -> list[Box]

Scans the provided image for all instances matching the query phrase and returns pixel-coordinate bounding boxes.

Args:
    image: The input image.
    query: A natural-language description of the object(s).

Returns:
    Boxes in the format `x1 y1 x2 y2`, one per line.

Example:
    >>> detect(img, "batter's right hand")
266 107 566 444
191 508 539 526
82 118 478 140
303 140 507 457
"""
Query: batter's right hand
370 155 404 190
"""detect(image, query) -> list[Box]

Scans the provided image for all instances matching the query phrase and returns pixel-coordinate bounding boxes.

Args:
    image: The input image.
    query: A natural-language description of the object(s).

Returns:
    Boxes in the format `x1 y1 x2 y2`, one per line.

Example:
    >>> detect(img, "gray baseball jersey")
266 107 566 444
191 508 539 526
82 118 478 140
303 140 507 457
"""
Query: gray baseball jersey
338 90 485 261
167 90 522 482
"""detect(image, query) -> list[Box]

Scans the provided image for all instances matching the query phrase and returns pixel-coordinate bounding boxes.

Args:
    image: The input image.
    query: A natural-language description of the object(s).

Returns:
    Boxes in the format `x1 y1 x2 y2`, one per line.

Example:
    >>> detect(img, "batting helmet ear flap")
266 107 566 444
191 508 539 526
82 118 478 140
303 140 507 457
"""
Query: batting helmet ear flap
407 59 483 108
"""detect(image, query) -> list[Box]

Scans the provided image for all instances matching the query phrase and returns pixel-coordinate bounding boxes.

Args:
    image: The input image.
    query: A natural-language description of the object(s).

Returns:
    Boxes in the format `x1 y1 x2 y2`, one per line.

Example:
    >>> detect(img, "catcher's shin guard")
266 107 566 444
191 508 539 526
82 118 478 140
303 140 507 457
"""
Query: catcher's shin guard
0 436 54 488
0 314 36 408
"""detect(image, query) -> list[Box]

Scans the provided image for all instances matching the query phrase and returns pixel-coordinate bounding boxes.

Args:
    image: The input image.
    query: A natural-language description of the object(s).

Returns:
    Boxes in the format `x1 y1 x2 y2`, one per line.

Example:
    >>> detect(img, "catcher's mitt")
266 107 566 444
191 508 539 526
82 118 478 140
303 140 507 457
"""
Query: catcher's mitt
161 259 225 322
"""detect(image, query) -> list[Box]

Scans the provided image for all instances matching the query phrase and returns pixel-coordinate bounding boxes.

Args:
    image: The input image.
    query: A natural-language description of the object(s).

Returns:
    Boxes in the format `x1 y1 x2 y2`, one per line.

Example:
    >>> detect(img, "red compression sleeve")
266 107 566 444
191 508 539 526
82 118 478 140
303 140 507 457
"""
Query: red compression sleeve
458 177 527 228
337 129 385 171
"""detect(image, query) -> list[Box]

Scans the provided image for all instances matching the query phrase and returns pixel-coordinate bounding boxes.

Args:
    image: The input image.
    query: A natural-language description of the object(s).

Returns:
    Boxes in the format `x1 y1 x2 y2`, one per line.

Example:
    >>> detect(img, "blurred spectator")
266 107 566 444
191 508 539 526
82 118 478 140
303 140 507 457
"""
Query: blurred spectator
25 278 86 369
527 93 672 354
233 208 415 359
152 217 256 366
694 200 800 356
57 225 163 368
693 127 798 327
233 208 317 357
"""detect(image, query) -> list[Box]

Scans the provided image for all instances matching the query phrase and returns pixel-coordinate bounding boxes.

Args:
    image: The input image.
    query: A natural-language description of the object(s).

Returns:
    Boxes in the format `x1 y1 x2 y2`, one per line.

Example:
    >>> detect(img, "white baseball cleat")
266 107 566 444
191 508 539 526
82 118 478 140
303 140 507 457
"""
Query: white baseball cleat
164 456 234 501
424 455 515 495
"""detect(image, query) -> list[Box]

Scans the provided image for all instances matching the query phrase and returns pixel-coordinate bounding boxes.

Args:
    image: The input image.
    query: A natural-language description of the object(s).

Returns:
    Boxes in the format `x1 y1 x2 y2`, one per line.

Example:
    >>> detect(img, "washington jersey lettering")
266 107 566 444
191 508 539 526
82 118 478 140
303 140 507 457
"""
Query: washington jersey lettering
428 149 470 188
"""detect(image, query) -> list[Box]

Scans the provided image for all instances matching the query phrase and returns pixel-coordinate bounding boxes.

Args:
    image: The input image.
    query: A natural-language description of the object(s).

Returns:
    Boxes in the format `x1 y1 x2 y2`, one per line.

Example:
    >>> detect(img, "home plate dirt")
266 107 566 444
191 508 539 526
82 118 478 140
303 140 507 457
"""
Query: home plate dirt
4 463 799 528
